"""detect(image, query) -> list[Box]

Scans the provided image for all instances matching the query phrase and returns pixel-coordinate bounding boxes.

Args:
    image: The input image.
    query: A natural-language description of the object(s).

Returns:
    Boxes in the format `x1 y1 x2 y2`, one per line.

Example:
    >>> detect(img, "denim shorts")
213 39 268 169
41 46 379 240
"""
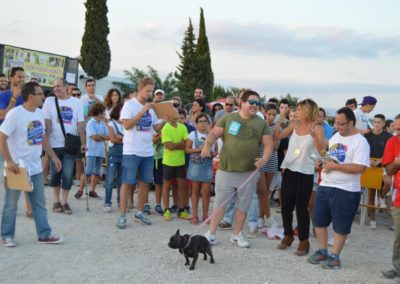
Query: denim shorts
121 154 153 185
49 147 76 190
187 159 213 182
85 156 103 176
313 186 361 235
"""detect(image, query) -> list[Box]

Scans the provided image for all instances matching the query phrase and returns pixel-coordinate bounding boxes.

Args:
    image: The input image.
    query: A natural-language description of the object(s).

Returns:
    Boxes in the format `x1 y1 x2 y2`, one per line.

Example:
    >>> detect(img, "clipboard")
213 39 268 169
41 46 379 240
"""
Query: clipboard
153 101 178 120
6 167 33 192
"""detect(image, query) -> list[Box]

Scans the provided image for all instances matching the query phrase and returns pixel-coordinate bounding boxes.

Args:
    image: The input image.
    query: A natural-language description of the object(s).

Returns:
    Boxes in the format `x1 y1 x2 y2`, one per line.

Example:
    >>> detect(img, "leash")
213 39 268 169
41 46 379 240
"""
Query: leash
183 235 193 249
195 170 258 231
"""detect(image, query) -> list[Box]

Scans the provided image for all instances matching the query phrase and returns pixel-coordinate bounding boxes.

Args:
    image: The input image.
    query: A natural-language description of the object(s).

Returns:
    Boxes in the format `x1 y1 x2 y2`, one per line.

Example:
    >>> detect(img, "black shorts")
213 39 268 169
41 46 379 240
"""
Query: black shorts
163 165 186 181
153 159 163 185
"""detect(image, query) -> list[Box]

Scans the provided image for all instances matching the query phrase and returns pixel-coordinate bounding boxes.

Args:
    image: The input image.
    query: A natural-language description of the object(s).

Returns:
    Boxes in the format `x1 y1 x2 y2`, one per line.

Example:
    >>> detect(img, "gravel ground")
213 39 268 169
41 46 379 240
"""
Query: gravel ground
0 184 396 284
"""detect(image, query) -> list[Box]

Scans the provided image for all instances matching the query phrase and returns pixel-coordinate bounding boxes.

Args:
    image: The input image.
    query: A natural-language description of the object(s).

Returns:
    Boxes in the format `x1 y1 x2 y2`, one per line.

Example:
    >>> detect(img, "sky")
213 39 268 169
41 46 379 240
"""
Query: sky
1 0 399 117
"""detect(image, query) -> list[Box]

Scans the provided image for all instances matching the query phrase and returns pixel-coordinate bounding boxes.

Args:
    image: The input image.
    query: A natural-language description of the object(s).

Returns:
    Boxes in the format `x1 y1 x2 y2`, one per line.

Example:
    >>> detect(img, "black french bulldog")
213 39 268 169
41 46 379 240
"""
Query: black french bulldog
168 229 215 270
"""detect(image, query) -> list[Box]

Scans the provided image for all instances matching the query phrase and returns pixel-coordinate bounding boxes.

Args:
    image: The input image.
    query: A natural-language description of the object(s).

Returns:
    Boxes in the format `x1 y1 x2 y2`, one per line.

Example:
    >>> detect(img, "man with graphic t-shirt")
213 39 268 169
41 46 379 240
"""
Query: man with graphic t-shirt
117 78 165 229
381 114 400 281
0 81 63 247
42 79 86 215
80 78 103 117
308 107 370 269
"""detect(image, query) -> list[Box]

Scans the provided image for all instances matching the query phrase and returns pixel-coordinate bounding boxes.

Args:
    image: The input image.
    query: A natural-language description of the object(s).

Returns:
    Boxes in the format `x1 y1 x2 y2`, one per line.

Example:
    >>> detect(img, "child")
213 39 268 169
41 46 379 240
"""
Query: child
84 103 108 198
186 114 216 225
104 103 123 212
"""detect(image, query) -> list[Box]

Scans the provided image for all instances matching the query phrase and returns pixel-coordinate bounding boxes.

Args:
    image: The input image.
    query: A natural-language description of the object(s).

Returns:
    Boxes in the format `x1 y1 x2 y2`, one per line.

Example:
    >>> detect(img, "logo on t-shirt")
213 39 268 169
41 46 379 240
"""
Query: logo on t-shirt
228 121 241 136
60 106 73 124
136 112 152 132
26 120 44 145
329 143 347 163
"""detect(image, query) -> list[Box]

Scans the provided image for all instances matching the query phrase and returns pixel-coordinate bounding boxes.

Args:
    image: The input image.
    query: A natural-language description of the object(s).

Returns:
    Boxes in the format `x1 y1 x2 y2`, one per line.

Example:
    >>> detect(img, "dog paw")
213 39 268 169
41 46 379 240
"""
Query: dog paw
211 259 215 264
189 267 195 270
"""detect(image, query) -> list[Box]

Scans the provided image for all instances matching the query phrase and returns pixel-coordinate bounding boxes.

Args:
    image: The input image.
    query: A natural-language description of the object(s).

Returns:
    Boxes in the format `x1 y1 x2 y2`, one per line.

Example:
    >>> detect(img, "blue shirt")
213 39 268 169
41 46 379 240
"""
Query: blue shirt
0 90 24 125
323 121 334 140
86 118 108 157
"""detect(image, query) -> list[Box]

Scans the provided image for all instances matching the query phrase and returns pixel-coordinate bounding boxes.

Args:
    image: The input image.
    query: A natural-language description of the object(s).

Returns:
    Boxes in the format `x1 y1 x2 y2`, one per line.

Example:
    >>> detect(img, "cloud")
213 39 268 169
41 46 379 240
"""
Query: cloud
207 21 400 59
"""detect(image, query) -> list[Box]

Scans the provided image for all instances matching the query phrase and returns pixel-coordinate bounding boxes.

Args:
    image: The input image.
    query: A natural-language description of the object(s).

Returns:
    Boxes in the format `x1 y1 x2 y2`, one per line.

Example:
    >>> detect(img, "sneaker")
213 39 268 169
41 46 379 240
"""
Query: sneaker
379 198 387 208
231 231 250 248
204 230 217 245
143 204 151 215
381 269 399 279
265 216 279 227
38 235 63 244
307 250 328 264
164 209 172 221
218 221 233 230
104 205 112 213
74 190 83 199
247 224 258 239
257 218 266 228
2 238 16 247
170 204 178 214
89 191 101 199
117 214 127 229
184 205 192 214
155 204 164 215
177 210 191 220
370 220 377 230
134 212 152 225
321 256 341 269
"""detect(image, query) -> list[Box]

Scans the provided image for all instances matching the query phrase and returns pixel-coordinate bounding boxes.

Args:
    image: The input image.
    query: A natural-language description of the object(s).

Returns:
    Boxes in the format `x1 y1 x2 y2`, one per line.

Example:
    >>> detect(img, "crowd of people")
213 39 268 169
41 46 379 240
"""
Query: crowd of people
0 68 399 280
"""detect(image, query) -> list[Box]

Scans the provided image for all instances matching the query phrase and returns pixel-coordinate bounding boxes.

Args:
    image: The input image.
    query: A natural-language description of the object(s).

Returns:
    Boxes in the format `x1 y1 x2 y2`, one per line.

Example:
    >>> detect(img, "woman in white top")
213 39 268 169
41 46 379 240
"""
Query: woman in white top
104 88 122 120
275 99 325 256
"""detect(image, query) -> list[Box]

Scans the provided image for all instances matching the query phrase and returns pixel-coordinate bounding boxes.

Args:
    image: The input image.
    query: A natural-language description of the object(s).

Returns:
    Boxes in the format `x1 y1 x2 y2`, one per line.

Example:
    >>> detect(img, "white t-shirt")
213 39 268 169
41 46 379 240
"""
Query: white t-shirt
120 98 161 157
188 130 215 152
108 119 124 147
0 106 45 176
43 96 84 148
320 132 370 192
354 108 370 131
81 94 104 115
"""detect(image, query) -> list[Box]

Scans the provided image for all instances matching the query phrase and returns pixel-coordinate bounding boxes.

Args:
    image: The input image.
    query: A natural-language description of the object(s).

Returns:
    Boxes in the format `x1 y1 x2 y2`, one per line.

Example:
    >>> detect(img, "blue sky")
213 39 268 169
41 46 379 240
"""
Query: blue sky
1 0 399 117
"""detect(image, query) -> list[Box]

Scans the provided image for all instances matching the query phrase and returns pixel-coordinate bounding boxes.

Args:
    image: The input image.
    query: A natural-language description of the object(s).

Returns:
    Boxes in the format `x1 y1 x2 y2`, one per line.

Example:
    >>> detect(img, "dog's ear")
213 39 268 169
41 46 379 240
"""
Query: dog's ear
176 229 180 235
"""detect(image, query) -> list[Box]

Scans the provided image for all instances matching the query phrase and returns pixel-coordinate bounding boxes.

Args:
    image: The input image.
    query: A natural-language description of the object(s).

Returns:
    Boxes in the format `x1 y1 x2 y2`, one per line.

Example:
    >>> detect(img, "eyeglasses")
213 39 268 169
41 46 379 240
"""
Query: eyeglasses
34 92 44 96
335 121 349 127
225 103 234 107
247 100 260 106
197 120 208 123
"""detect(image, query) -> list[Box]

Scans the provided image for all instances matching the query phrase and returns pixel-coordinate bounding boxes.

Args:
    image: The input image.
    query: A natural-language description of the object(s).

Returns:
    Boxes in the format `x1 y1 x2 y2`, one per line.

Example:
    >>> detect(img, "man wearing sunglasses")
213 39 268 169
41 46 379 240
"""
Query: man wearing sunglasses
213 96 235 124
202 90 273 248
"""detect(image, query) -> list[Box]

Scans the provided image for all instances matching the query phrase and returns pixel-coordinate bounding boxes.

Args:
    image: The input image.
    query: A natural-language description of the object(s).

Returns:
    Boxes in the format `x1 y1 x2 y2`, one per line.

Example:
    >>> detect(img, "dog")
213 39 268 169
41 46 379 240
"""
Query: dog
168 229 215 270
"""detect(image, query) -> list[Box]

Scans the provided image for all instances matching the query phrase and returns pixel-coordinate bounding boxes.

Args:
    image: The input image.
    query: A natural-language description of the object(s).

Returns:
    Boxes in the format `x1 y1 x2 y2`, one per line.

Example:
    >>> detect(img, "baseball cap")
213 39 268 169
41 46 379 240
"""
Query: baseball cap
154 89 165 95
360 96 377 105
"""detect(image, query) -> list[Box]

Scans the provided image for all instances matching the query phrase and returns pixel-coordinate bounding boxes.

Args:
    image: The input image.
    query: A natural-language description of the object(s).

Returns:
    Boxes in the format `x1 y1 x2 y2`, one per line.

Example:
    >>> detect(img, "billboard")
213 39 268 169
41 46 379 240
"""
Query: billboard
3 45 66 87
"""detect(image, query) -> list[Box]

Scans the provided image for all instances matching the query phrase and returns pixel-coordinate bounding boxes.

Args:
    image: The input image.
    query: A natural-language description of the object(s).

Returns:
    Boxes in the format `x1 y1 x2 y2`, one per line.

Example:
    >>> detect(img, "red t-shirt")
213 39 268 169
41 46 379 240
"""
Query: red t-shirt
382 136 400 208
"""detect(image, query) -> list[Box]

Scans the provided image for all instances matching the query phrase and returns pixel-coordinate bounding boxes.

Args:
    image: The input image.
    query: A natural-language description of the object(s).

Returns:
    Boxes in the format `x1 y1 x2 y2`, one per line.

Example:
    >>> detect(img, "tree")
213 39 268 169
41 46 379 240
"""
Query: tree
80 0 111 80
194 8 214 102
280 93 300 106
175 18 197 104
213 85 240 99
123 65 178 97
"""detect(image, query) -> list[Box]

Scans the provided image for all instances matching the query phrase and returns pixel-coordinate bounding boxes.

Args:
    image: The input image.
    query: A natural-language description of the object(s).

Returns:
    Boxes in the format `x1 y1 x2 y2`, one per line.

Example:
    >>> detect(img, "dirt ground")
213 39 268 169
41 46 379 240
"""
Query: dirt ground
0 184 396 284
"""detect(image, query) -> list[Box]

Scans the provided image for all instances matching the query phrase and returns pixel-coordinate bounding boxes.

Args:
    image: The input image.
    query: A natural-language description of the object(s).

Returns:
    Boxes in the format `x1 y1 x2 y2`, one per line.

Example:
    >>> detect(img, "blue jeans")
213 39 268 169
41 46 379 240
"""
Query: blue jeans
247 190 259 228
105 145 123 206
1 173 52 239
49 147 76 190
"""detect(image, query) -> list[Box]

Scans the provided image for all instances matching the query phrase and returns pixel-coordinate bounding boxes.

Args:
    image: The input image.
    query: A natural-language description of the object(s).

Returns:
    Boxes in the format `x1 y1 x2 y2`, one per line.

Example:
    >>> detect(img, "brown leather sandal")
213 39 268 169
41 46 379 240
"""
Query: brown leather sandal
52 202 63 213
62 203 72 215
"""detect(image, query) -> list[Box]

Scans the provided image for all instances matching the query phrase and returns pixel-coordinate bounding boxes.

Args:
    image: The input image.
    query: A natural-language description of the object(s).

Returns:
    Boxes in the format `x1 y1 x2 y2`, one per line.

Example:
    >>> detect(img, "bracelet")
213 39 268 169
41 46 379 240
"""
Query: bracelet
10 97 16 104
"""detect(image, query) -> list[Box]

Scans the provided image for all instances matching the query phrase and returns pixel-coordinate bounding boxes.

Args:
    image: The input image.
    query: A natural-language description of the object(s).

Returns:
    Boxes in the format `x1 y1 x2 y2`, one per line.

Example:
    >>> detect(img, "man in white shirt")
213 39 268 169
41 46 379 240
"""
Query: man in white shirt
353 96 377 135
117 78 165 229
42 79 86 215
308 107 370 269
0 81 63 247
80 78 103 117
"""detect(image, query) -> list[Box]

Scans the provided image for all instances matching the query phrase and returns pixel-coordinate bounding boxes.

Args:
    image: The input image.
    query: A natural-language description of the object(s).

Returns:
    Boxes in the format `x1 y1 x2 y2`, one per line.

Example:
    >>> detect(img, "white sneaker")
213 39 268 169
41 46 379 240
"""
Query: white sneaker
370 220 377 230
104 206 112 213
265 216 279 228
257 218 266 228
379 198 387 208
230 231 250 248
204 230 217 245
2 238 16 247
247 224 258 239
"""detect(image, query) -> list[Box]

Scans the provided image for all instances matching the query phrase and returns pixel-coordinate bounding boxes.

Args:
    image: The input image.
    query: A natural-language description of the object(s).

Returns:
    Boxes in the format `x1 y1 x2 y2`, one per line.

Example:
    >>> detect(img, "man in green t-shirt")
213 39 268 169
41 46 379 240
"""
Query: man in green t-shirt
201 90 273 248
161 112 189 221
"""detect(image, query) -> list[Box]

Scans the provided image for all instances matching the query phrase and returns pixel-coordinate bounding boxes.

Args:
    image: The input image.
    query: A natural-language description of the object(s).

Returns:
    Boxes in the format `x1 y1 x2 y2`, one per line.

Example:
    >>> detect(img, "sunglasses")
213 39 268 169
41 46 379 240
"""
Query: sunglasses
72 93 81 97
247 99 260 106
173 103 180 107
225 103 234 107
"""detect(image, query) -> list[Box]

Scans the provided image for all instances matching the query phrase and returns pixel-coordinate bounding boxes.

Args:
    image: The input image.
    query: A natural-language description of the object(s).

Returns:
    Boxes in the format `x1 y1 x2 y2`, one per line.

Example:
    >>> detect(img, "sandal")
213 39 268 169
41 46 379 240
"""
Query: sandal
25 211 33 218
62 203 72 215
52 202 63 213
190 216 199 225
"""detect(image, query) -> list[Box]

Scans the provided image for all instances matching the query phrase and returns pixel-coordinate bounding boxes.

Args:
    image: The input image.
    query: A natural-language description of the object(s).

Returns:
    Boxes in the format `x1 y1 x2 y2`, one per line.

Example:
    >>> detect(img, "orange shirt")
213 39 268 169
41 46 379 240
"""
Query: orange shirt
382 136 400 208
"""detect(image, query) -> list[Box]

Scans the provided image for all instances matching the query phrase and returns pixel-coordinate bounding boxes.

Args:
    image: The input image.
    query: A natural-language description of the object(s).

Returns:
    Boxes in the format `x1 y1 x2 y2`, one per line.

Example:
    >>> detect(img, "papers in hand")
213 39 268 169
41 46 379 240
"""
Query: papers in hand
5 161 32 192
153 101 177 120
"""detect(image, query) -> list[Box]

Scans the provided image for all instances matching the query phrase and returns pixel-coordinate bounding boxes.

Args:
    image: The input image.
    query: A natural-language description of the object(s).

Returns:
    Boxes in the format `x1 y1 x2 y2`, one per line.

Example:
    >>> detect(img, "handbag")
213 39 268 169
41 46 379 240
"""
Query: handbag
55 97 81 155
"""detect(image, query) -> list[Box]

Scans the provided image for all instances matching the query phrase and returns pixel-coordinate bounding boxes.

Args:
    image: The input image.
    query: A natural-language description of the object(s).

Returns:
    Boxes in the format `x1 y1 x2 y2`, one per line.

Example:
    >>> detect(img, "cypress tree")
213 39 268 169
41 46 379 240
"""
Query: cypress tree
80 0 111 80
195 8 214 101
175 18 197 104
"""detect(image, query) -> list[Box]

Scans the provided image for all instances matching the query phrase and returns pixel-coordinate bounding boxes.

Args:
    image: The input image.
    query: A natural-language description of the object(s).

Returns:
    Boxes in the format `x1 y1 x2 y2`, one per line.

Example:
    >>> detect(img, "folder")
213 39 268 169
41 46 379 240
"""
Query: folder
6 167 33 192
153 101 178 120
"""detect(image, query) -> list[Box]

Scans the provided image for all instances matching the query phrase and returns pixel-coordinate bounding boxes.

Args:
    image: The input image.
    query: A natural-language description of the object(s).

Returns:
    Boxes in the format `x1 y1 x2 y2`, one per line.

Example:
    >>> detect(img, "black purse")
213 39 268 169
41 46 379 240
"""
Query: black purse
55 97 81 155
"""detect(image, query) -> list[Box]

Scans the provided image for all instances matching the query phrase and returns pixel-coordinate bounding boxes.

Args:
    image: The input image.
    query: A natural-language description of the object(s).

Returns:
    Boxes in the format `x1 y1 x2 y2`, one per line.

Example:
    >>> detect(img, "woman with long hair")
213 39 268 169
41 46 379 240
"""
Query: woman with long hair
187 99 206 128
104 88 122 119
